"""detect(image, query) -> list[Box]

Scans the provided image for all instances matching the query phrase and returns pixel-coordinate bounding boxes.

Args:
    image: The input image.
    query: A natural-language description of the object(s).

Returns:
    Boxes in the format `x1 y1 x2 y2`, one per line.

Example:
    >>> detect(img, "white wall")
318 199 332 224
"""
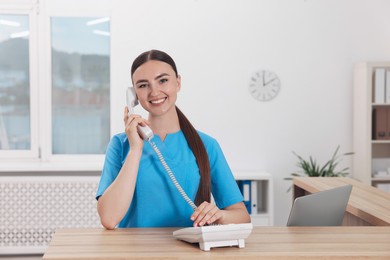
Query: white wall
110 0 390 225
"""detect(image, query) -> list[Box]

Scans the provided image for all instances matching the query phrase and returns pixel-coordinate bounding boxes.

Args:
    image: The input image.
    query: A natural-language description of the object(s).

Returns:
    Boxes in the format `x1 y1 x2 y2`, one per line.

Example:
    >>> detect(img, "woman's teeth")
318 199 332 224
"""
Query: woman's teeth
150 98 165 104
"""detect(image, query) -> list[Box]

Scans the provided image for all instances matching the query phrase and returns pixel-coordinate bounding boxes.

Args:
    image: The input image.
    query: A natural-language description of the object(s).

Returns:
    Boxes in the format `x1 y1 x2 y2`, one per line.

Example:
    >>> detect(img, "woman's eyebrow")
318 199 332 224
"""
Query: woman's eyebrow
135 73 170 85
155 73 170 80
135 79 148 85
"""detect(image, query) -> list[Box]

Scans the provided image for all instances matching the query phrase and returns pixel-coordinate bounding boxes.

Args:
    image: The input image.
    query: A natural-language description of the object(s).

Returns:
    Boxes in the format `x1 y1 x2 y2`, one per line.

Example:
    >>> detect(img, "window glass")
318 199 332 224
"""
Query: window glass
51 17 110 154
0 14 30 150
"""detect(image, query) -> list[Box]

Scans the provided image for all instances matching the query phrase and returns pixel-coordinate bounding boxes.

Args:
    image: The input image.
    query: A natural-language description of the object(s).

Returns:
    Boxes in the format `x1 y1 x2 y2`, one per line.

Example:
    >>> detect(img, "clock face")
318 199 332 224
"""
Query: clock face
249 70 281 102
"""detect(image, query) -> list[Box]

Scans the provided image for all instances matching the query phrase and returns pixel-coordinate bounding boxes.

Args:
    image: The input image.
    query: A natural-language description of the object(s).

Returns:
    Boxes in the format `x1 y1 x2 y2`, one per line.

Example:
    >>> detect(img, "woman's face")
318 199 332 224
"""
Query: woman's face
132 60 181 116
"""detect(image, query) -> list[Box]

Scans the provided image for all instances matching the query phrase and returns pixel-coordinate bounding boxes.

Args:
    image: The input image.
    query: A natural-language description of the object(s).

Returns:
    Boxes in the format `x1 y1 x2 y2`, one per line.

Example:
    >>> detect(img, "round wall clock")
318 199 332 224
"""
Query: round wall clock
248 70 281 102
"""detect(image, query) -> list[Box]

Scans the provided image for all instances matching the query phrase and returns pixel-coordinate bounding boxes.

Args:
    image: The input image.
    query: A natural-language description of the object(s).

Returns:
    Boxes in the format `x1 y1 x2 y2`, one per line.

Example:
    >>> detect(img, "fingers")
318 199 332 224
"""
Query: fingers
123 107 150 127
124 107 138 125
123 107 149 147
191 202 222 227
124 106 129 118
124 114 141 131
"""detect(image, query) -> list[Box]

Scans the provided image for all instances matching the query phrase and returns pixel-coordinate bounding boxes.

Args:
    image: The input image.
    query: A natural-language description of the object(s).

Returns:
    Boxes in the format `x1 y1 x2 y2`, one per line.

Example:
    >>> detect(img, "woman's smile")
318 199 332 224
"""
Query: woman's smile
149 97 167 105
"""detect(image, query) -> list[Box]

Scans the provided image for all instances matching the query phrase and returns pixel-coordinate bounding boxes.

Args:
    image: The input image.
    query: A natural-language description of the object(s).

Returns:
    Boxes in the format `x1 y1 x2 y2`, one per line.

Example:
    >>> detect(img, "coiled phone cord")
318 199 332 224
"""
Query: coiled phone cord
149 140 197 211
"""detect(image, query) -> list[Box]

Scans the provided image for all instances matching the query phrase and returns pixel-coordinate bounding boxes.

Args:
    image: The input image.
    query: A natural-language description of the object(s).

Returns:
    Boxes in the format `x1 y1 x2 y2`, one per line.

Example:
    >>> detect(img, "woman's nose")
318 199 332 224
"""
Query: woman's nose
149 83 159 96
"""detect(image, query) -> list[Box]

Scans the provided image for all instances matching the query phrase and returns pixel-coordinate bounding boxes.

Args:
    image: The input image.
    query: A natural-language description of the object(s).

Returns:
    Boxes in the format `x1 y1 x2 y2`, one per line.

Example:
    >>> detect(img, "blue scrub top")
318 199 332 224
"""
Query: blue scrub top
96 130 243 228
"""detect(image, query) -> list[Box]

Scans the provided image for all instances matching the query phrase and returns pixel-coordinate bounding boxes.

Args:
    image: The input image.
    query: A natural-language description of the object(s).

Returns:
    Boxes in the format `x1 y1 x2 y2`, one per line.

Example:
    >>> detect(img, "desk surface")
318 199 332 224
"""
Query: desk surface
43 226 390 259
292 177 390 226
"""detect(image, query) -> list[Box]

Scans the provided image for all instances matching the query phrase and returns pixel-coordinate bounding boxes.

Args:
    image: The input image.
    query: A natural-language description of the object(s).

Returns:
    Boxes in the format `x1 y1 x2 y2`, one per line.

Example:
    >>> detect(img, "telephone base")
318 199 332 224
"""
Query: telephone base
173 223 253 251
199 238 245 251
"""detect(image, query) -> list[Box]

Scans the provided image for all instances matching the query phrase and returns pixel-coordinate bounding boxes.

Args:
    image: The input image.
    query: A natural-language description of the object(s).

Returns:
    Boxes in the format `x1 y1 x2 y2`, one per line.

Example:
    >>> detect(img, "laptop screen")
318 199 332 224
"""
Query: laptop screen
287 184 352 226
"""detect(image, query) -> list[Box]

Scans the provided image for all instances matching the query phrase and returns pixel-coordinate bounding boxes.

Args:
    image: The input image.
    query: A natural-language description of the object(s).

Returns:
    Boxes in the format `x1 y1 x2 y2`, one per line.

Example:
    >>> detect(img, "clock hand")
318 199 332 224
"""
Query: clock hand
262 71 265 86
264 78 276 86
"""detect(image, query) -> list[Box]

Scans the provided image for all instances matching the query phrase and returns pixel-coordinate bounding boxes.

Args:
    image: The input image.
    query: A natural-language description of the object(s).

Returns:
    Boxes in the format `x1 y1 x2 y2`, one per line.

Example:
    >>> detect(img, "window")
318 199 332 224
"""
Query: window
0 14 30 150
0 1 111 170
51 17 110 154
0 8 39 160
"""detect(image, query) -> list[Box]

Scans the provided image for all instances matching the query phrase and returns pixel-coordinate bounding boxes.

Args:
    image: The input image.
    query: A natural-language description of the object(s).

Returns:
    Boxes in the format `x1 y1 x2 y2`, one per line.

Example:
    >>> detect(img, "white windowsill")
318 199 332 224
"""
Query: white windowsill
0 161 103 172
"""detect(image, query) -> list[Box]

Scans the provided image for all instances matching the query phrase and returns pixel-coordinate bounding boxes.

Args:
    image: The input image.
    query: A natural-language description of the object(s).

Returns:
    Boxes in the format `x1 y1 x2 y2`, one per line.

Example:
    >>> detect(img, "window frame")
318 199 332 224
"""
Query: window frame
0 3 39 160
0 0 111 171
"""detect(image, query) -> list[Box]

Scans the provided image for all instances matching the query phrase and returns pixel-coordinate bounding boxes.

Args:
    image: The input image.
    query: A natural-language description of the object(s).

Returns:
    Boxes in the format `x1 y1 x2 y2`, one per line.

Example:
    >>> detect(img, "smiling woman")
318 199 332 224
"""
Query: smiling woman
96 50 251 230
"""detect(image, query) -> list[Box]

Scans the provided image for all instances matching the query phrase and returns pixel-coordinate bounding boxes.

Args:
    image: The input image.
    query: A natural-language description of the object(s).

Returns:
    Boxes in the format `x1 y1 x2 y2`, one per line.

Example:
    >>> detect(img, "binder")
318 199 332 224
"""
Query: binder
386 70 390 103
387 107 390 139
238 180 251 214
373 107 387 140
375 68 386 104
250 180 258 215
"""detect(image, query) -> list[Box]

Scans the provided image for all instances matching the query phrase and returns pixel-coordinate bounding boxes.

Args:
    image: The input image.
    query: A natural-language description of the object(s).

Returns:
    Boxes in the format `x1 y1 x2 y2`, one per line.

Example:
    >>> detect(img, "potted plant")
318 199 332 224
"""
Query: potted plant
285 146 353 191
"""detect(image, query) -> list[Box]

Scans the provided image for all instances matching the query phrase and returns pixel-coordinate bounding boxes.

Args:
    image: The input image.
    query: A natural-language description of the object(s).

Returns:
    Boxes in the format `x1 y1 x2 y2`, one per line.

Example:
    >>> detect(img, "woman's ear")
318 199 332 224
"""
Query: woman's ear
176 75 181 92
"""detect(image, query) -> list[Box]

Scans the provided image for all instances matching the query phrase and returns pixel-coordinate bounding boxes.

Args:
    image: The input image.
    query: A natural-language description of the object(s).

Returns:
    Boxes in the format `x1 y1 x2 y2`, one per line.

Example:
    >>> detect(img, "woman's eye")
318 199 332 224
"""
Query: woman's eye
160 78 168 84
137 83 147 88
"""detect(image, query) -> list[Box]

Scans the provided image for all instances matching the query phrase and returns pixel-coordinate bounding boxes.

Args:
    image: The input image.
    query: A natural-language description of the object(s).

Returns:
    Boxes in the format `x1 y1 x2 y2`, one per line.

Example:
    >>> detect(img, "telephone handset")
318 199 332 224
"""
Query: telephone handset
126 87 154 141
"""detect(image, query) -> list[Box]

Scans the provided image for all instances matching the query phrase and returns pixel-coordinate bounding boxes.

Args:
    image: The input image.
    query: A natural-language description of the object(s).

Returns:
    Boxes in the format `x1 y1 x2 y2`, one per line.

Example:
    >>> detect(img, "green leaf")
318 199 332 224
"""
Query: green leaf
286 146 353 185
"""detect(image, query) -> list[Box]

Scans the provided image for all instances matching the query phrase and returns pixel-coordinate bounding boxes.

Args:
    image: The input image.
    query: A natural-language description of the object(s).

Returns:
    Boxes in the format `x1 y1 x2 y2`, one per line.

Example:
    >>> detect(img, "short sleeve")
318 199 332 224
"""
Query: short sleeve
96 134 124 200
202 135 243 209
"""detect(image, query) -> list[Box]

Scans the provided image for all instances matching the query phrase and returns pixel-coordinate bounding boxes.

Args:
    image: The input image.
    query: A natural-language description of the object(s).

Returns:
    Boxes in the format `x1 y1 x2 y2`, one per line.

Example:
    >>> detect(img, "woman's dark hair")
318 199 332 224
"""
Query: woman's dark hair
131 50 211 206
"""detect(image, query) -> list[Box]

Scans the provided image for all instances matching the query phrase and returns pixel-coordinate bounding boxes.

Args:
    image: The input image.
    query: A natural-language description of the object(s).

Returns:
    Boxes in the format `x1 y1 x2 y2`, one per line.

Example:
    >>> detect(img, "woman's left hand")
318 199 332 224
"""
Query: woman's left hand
190 201 223 227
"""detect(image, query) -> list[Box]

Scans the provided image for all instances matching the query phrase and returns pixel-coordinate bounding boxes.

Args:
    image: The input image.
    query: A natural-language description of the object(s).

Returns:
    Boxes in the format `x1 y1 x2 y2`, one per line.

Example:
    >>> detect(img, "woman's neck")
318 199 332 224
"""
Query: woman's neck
149 108 180 141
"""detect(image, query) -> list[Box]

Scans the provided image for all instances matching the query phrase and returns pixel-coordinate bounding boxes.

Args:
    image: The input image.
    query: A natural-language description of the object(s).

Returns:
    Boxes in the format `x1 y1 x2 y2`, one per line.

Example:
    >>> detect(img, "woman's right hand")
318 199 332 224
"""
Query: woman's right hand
124 107 150 151
98 108 149 230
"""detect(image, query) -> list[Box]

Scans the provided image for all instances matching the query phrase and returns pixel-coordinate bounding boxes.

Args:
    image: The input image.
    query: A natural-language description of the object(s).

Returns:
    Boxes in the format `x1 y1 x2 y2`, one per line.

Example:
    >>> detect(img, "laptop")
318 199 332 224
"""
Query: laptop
287 184 353 226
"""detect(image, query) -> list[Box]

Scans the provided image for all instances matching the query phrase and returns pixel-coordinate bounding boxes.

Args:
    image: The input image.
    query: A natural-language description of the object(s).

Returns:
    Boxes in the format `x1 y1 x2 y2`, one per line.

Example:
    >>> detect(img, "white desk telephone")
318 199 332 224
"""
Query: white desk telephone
126 87 253 251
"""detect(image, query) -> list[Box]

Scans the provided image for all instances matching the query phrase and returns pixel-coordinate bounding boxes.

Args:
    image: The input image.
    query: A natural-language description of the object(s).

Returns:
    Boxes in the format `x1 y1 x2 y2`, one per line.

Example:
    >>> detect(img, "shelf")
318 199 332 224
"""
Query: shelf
353 62 390 185
233 171 274 226
372 140 390 144
372 103 390 107
371 177 390 182
250 214 272 226
233 171 272 180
